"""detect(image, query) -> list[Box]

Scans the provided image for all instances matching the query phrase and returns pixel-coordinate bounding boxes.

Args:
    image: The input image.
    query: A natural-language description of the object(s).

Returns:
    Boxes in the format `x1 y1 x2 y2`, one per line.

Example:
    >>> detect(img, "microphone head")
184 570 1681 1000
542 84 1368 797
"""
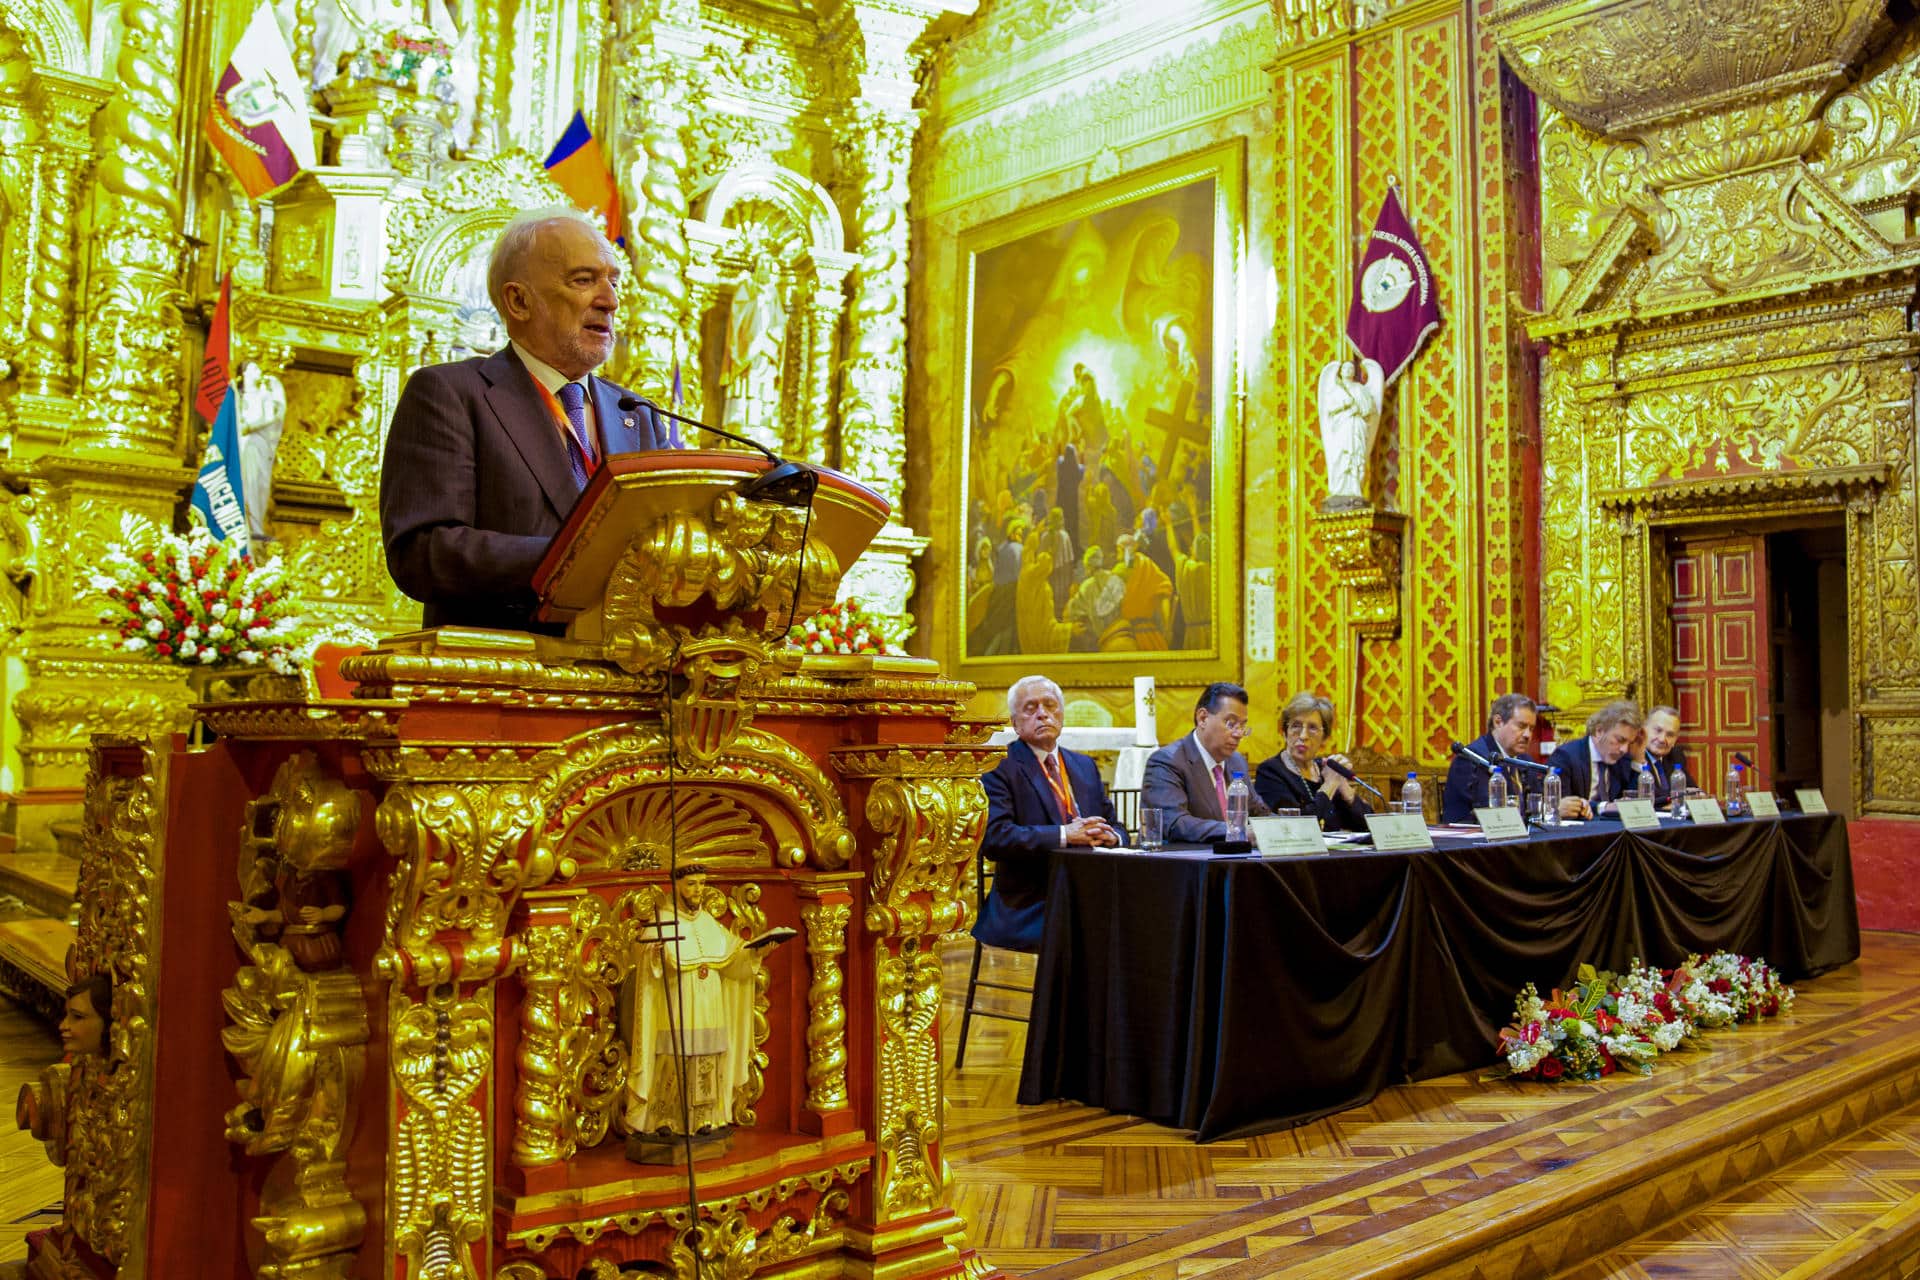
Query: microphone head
1450 740 1467 754
1734 751 1754 766
617 394 642 411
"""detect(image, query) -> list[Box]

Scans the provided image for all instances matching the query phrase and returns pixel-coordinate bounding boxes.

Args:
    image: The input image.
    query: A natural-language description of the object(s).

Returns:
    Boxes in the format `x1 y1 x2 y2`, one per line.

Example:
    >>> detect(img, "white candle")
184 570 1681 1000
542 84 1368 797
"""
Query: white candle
1134 676 1157 746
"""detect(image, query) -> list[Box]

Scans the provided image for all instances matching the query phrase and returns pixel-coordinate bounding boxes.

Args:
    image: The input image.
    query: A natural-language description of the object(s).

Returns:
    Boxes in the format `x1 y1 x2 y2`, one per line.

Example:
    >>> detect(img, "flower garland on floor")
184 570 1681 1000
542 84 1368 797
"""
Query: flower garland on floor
91 522 303 673
785 598 900 656
1496 952 1794 1082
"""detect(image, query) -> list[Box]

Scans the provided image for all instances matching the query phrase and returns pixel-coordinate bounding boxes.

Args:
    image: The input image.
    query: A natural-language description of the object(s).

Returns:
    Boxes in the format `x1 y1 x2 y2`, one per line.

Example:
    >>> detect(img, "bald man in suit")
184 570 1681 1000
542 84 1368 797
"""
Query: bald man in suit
381 206 673 634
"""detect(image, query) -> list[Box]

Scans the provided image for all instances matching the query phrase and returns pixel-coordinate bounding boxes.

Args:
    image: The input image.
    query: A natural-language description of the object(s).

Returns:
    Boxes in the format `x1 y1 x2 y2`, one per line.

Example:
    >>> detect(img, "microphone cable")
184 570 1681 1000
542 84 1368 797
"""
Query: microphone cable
657 635 703 1279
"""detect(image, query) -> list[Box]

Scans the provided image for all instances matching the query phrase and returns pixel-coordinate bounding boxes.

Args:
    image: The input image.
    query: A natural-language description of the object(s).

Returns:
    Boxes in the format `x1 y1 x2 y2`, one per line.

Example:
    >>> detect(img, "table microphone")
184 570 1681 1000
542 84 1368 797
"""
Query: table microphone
618 395 818 508
1498 752 1552 775
1450 740 1496 771
1319 756 1385 799
1733 751 1769 784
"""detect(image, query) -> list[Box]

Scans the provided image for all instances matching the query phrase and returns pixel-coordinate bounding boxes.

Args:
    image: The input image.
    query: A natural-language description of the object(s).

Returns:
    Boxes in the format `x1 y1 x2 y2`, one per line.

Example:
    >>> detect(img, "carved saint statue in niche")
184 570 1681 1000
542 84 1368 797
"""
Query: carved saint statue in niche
1315 356 1386 512
237 361 288 545
621 865 793 1155
720 260 787 442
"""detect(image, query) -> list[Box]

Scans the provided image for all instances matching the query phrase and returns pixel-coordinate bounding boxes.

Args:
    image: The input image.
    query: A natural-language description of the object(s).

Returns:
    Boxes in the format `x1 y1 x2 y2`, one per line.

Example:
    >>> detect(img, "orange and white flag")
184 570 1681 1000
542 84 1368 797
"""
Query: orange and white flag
204 1 315 199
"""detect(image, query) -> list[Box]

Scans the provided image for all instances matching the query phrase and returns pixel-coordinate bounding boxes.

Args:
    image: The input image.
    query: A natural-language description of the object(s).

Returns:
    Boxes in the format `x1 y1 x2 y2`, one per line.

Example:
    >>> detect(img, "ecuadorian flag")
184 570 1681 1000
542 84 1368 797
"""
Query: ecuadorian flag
544 110 625 246
204 1 314 199
190 275 250 550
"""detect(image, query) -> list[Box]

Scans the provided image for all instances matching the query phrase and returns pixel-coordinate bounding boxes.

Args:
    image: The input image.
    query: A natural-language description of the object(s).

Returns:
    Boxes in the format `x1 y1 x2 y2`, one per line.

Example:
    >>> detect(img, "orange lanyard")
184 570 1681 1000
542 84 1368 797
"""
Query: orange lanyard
532 378 597 466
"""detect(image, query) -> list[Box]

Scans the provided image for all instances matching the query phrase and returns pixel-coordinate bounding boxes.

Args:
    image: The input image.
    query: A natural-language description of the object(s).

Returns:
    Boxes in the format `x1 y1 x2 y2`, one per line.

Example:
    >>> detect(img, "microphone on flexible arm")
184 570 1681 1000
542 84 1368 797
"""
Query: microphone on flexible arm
1733 752 1768 784
1449 740 1497 771
1318 756 1385 799
1498 752 1553 775
617 396 819 508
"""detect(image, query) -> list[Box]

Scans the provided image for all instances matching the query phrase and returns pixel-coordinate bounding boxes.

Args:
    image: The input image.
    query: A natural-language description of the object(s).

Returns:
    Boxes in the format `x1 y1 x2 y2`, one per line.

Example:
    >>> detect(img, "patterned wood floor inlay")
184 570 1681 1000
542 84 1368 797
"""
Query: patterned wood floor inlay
941 931 1920 1279
0 996 63 1268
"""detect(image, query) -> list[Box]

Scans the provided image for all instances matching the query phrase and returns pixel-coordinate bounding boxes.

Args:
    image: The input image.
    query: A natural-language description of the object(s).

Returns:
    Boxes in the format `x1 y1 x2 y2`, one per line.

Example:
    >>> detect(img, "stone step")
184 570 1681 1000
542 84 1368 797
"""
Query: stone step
0 852 79 920
0 917 73 1022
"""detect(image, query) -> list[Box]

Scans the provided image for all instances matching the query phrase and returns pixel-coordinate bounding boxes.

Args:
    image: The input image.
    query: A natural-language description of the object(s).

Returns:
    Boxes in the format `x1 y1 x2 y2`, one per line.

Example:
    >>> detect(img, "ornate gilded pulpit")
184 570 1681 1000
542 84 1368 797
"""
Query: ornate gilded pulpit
29 455 1001 1280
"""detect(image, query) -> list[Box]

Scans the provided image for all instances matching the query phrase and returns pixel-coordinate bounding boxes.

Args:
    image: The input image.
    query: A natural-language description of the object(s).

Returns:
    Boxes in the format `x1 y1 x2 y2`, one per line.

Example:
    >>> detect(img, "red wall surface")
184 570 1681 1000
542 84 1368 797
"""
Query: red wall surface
1852 818 1920 932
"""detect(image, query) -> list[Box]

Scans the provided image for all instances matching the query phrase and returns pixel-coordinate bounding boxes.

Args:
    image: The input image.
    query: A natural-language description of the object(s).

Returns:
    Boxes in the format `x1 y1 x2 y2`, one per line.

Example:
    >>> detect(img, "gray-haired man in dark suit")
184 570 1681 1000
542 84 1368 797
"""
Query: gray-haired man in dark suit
380 206 674 634
1142 681 1272 845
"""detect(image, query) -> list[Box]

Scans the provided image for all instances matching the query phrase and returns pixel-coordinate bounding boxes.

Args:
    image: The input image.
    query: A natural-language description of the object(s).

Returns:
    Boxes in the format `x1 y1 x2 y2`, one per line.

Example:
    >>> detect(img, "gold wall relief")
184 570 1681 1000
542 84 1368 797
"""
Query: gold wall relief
836 747 992 940
799 896 853 1119
874 940 943 1219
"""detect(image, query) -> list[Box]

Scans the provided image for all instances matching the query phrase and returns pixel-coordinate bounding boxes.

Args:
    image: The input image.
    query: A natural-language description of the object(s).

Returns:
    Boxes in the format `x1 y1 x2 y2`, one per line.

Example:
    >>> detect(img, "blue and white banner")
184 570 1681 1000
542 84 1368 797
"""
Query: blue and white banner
191 389 250 550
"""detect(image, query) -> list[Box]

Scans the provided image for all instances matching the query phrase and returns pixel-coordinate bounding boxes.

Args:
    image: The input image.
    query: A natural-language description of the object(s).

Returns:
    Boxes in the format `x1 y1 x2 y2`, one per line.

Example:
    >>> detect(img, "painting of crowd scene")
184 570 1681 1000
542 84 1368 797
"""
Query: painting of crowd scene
961 173 1222 666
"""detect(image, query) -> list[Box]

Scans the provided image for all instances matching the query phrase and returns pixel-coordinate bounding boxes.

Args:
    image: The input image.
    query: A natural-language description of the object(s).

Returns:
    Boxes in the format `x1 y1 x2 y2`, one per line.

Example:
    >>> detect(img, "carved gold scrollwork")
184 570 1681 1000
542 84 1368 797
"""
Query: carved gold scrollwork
563 789 763 875
511 889 665 1169
875 941 943 1218
543 722 854 875
61 739 164 1268
668 1190 851 1280
800 899 852 1116
671 625 767 763
840 750 991 939
600 495 844 674
376 779 552 985
393 985 492 1280
1311 506 1407 639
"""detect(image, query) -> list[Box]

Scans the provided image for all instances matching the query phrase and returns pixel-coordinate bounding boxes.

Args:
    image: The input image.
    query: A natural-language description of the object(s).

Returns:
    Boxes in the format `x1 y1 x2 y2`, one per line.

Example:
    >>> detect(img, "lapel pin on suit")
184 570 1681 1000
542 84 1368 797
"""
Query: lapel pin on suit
623 417 634 429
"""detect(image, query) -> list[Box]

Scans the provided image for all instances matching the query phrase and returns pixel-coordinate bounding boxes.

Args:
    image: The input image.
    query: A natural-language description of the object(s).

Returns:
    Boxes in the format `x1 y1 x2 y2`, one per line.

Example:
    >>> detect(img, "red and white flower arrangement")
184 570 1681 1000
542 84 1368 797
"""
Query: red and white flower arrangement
785 598 901 657
90 521 302 673
1497 952 1791 1083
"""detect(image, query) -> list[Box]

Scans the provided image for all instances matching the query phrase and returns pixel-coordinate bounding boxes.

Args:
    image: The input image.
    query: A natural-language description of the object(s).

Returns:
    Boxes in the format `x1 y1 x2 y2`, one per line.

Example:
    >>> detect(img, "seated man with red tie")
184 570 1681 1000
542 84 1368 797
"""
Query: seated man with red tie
975 675 1126 950
1141 681 1272 845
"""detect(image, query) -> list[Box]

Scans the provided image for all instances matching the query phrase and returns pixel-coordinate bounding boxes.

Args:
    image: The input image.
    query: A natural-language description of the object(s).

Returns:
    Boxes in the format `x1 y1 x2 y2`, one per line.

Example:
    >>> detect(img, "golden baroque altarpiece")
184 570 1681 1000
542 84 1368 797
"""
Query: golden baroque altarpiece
0 0 955 847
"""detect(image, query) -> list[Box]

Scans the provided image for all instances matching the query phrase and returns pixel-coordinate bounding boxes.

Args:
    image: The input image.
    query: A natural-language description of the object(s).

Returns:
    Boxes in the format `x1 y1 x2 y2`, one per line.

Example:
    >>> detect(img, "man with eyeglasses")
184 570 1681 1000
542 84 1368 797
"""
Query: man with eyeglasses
1142 681 1271 845
1440 692 1537 823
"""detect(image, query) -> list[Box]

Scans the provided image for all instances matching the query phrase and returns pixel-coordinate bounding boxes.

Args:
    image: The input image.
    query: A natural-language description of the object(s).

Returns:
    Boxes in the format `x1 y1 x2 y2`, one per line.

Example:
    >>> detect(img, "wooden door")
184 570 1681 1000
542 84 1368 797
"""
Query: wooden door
1669 534 1772 786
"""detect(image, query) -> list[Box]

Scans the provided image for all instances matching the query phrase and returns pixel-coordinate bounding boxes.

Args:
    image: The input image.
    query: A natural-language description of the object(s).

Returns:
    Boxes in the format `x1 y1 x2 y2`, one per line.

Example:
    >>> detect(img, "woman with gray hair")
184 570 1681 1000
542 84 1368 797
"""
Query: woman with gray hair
1253 691 1373 831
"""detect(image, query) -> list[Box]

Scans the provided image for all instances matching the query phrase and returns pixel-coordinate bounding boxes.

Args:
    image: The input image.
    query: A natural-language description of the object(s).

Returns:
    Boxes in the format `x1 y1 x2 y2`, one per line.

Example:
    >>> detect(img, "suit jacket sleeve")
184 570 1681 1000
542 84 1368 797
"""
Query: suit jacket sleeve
1143 745 1226 844
1234 754 1272 818
381 363 553 613
1544 741 1583 800
979 761 1060 861
1441 753 1483 823
1068 752 1127 844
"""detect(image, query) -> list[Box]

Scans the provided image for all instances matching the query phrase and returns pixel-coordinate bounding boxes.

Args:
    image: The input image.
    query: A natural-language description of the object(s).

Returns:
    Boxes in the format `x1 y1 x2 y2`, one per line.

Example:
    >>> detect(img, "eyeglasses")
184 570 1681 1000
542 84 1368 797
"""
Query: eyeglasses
1206 714 1250 736
1286 721 1326 739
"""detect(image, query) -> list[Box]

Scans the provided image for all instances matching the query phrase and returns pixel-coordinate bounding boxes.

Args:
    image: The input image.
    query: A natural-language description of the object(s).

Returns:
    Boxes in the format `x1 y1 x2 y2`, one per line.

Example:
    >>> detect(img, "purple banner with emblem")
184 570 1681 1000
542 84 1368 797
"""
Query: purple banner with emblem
1345 185 1441 386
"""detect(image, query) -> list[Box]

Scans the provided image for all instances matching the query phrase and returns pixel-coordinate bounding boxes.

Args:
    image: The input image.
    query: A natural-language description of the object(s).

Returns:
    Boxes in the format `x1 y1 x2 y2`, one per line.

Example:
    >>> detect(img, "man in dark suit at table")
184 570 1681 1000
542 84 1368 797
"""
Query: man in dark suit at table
1141 681 1271 845
975 674 1125 950
1441 692 1538 822
1634 704 1690 806
1544 698 1642 819
380 206 674 634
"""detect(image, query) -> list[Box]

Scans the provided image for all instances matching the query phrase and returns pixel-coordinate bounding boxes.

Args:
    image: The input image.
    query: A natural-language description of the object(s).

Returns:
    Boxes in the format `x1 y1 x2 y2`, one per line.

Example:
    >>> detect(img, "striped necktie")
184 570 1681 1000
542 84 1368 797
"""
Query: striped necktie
556 381 594 487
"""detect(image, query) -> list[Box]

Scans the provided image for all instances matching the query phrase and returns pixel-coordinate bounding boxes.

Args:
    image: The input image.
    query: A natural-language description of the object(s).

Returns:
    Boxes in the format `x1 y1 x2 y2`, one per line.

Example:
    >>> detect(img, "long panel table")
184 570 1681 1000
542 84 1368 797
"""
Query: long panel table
1016 813 1858 1141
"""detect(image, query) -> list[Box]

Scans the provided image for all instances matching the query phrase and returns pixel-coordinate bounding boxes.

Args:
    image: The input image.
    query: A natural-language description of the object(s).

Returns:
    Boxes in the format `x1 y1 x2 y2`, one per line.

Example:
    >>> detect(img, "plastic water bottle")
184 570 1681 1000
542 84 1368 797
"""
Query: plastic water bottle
1487 768 1509 810
1226 772 1250 840
1542 767 1563 827
1725 762 1745 817
1637 764 1656 803
1670 765 1688 819
1400 771 1423 821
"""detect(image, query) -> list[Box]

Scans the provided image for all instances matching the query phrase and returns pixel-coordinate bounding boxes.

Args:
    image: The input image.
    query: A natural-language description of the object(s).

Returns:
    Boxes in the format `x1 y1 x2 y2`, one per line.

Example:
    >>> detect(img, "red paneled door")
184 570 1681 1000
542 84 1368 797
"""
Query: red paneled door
1669 534 1772 787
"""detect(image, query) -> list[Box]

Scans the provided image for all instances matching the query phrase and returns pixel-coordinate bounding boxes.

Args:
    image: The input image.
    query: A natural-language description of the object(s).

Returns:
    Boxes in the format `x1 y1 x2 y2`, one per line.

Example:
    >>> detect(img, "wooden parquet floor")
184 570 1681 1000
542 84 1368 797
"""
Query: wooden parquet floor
0 997 64 1270
941 930 1920 1279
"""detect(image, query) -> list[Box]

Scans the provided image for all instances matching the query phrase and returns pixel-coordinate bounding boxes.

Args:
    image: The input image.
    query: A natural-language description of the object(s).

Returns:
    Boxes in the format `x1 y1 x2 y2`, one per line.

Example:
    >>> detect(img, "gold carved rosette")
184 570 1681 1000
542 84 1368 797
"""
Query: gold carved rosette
830 744 992 1224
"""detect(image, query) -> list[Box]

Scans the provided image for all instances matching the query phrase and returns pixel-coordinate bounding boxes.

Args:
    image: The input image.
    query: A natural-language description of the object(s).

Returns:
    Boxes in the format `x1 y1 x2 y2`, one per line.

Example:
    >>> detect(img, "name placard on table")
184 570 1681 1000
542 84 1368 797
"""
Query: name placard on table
1746 791 1781 818
1249 815 1327 857
1688 797 1727 825
1615 798 1661 831
1474 806 1529 842
1365 812 1436 852
1795 789 1829 814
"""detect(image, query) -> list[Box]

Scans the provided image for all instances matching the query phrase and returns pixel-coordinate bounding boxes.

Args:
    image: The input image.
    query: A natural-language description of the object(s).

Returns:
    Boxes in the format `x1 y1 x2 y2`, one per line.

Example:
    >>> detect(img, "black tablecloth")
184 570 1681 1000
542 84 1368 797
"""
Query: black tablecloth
1016 814 1858 1141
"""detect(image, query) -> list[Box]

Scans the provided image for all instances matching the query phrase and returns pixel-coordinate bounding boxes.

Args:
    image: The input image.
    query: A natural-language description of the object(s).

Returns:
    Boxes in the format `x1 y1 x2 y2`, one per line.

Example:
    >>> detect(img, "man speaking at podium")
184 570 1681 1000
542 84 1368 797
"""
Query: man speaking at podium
380 206 674 633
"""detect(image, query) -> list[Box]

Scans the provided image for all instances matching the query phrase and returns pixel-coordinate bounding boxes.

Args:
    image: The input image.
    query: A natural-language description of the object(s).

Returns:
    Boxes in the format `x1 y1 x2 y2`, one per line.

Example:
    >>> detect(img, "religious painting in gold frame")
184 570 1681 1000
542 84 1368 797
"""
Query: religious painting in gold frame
954 143 1244 688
